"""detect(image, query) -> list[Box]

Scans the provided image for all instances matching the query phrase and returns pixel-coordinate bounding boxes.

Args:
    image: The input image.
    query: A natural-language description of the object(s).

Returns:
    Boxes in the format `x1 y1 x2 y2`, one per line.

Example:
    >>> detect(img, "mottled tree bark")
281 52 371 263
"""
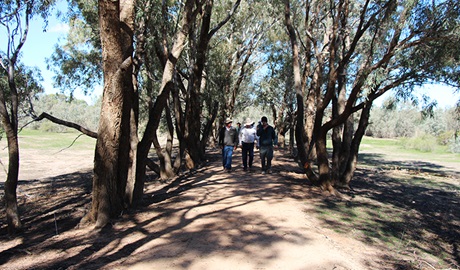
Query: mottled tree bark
81 0 134 228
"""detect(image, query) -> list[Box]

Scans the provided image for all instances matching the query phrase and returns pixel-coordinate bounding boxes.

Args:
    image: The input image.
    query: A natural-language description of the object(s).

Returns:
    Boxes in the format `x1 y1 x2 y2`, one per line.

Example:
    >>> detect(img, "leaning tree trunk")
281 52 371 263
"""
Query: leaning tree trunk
133 0 197 203
81 0 134 228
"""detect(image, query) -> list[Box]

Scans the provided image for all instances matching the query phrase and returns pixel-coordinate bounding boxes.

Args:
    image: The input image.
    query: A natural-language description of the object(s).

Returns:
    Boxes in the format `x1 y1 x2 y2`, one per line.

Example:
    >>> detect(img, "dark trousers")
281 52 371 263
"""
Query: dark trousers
241 142 254 169
259 145 273 172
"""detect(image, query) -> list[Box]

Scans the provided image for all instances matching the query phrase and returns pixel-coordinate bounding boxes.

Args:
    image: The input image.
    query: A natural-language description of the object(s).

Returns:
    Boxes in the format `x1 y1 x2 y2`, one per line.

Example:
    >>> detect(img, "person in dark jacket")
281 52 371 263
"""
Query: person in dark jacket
256 116 277 174
219 118 239 172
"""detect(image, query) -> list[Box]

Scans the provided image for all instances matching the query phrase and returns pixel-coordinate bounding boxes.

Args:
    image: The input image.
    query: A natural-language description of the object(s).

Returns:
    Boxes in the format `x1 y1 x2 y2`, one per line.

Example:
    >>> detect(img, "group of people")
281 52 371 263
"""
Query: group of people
218 116 277 174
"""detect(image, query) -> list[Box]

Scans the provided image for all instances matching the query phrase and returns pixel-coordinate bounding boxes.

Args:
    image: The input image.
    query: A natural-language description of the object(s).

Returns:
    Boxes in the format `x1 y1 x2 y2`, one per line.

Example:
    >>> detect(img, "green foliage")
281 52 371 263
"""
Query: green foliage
47 0 102 96
367 102 420 138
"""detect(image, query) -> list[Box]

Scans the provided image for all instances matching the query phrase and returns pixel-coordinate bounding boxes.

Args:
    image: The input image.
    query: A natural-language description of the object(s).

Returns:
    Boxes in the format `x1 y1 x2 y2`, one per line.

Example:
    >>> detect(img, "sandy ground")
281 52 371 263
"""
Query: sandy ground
0 145 458 269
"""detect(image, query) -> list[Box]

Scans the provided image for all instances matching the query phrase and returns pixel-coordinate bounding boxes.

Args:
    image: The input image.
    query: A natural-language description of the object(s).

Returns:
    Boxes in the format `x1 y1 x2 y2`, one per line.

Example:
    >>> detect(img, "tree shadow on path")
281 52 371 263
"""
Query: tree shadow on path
0 149 316 270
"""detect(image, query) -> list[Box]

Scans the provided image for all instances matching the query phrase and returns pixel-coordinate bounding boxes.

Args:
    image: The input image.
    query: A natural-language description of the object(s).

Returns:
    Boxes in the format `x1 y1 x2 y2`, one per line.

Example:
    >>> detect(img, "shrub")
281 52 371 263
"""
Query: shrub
400 134 437 152
437 131 455 145
448 138 460 153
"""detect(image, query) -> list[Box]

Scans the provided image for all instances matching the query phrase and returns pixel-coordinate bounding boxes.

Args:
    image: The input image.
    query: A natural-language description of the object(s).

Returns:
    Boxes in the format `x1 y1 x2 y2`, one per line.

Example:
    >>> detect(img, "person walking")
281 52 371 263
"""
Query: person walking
219 118 238 172
239 118 258 172
256 116 277 174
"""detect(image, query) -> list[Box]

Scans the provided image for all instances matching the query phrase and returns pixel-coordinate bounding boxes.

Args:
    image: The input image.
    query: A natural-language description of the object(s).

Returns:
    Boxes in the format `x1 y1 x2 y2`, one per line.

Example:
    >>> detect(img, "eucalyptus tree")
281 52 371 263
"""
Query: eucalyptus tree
47 0 102 98
0 0 54 234
132 0 204 202
76 0 135 228
209 0 274 121
283 0 460 192
159 0 243 170
43 0 244 215
255 36 296 150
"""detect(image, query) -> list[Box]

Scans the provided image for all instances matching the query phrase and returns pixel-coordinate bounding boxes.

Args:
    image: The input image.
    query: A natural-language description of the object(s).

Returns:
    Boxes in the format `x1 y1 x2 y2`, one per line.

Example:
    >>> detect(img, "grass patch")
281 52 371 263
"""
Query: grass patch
7 129 96 151
360 136 460 164
309 141 460 269
400 134 437 152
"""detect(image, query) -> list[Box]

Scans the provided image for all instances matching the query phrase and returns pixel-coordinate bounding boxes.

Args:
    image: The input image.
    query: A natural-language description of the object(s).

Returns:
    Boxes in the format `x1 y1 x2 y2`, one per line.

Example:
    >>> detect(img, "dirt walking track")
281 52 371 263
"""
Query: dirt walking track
0 148 431 269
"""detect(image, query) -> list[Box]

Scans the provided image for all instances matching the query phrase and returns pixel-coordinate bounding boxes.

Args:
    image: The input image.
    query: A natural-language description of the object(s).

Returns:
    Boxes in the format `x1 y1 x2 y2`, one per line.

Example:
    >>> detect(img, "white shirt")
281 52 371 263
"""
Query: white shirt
239 126 258 144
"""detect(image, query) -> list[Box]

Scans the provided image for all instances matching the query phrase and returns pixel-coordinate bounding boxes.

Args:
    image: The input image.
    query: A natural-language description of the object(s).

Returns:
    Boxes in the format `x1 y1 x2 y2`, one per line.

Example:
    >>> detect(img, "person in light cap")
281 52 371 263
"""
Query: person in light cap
218 118 238 172
239 118 258 172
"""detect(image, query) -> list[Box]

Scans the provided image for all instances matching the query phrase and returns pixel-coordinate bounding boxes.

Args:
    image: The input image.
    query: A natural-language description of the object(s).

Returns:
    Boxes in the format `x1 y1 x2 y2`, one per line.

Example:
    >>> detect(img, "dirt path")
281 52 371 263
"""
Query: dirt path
0 148 391 270
2 146 459 269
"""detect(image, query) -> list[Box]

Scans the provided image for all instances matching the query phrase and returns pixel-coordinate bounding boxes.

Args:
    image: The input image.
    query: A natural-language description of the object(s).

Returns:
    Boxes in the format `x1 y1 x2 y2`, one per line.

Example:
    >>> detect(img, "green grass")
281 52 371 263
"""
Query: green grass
312 173 458 268
315 137 460 268
360 136 460 163
14 129 96 151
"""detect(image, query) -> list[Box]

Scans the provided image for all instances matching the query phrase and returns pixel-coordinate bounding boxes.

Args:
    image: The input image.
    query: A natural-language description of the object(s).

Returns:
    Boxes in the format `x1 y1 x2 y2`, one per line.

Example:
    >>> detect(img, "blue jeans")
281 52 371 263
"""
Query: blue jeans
242 142 254 169
222 145 234 169
259 145 273 172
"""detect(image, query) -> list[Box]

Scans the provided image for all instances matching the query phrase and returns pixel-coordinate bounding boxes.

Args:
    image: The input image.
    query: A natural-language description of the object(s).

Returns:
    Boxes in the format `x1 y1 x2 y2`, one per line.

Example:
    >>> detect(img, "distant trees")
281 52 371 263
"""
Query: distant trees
367 101 460 153
26 94 100 132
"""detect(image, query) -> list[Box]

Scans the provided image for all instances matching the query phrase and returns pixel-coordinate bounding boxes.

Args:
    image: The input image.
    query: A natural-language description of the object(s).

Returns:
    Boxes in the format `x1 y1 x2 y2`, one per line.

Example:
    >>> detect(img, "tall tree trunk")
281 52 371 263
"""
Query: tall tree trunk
3 126 22 234
331 78 347 183
284 0 306 166
183 1 212 169
315 128 335 192
339 101 372 188
284 0 318 182
305 87 317 160
338 115 354 179
171 75 186 173
82 0 134 228
184 0 241 168
120 0 136 206
1 71 22 234
1 3 32 234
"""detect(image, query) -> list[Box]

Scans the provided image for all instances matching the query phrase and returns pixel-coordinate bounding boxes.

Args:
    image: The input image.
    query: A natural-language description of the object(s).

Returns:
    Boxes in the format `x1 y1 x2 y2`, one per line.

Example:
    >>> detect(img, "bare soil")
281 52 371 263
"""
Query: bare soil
0 146 459 270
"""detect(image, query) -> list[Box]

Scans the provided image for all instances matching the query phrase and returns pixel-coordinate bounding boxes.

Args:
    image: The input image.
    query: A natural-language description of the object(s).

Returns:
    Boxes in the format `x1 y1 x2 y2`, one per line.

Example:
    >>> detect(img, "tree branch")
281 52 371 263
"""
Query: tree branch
208 0 241 38
29 112 98 138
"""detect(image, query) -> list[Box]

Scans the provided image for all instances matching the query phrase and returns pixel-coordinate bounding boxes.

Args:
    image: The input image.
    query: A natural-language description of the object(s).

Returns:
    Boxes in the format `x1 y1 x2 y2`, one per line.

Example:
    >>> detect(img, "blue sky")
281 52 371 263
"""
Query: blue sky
2 3 459 108
1 1 101 104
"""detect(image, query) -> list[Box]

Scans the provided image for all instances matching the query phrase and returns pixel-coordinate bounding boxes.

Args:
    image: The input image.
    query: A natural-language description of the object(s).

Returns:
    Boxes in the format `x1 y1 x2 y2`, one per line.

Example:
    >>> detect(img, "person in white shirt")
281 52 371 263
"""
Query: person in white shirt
239 118 258 172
